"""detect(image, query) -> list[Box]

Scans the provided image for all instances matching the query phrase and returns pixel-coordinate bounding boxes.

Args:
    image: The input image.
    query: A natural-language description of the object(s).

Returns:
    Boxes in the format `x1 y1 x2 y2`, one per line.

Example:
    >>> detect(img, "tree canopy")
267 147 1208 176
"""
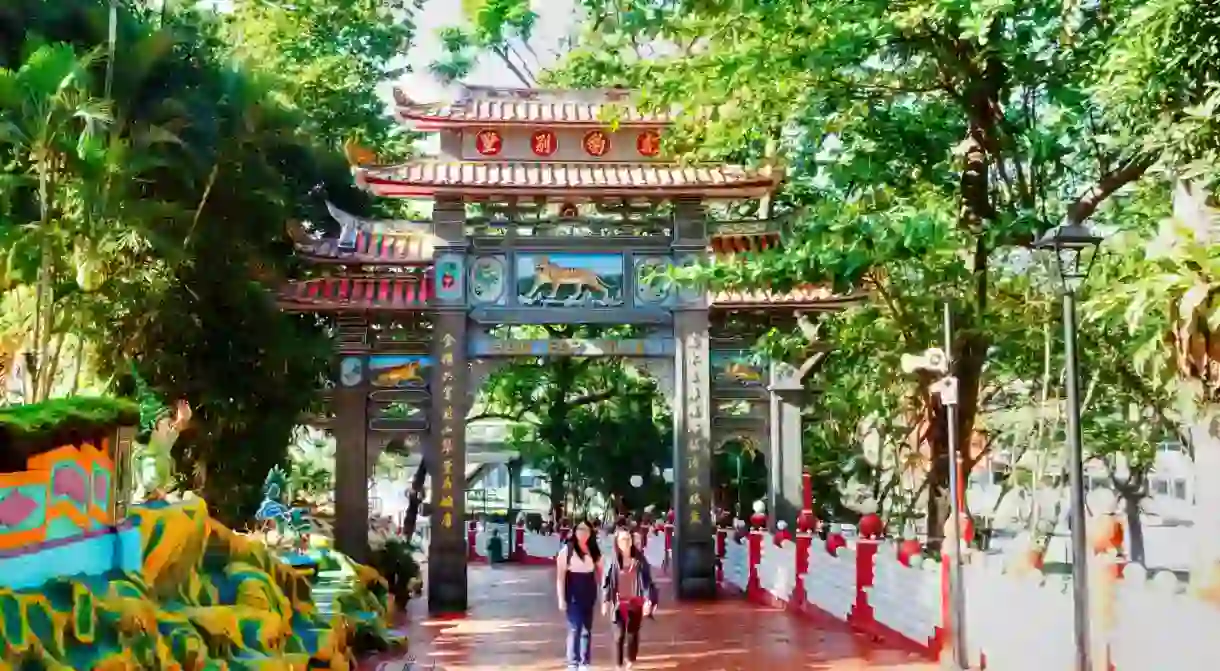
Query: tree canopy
0 0 411 523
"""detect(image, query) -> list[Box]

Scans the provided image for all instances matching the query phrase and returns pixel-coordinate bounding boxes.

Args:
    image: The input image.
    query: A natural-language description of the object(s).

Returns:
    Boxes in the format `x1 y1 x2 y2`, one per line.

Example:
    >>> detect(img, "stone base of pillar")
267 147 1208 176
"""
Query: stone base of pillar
675 539 718 600
427 560 469 615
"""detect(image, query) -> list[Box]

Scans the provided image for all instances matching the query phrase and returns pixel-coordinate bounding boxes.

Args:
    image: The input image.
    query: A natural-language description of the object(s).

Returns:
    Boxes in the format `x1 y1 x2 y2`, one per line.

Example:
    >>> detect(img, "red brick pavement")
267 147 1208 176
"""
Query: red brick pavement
368 564 939 671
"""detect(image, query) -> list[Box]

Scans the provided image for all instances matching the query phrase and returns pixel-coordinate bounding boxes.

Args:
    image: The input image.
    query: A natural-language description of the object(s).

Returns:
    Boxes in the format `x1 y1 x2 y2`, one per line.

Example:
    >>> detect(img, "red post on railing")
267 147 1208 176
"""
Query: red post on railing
716 527 727 582
514 520 526 561
792 531 812 610
746 530 763 600
849 539 879 630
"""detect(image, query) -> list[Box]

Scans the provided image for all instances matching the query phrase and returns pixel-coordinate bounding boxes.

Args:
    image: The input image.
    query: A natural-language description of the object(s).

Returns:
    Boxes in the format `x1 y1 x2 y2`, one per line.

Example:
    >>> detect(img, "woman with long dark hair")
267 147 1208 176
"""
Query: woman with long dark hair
556 519 602 671
601 528 659 670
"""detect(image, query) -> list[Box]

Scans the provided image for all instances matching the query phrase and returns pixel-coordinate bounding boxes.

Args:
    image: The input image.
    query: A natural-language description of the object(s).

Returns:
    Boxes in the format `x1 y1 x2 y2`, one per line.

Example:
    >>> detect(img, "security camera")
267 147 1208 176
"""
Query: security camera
900 348 949 375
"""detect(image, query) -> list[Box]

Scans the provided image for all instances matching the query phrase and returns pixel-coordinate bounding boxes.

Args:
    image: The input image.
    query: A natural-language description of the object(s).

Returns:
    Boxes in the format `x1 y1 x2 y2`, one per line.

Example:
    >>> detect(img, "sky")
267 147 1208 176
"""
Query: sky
202 0 577 100
394 0 579 103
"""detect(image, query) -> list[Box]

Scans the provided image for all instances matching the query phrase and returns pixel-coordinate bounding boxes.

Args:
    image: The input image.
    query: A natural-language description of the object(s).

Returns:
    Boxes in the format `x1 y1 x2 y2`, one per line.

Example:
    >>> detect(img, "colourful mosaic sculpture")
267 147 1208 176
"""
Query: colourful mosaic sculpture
0 397 401 669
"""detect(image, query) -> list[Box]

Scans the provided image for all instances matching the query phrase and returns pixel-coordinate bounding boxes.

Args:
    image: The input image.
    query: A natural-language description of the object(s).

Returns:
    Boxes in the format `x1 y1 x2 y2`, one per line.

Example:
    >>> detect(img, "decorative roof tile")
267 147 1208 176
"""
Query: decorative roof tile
709 233 781 254
357 161 781 199
290 228 434 265
278 277 432 312
709 285 865 309
393 86 670 128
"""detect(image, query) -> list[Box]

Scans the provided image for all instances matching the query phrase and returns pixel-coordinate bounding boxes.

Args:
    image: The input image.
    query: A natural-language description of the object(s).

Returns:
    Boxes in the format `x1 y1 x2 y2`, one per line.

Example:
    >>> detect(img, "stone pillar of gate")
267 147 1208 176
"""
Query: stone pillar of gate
506 457 522 523
333 324 370 563
672 196 716 599
768 361 806 529
427 196 470 614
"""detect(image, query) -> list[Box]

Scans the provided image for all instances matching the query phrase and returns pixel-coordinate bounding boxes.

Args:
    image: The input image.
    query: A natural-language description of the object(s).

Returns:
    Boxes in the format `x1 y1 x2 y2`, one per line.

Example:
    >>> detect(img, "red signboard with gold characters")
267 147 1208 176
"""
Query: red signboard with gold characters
531 130 557 157
583 130 610 157
474 129 502 156
637 130 661 157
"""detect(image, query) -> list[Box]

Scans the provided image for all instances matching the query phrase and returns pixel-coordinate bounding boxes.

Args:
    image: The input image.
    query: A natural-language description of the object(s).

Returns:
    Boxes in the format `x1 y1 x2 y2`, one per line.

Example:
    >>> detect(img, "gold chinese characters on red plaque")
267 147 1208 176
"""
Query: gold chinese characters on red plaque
636 131 661 157
531 130 557 157
474 129 502 156
583 130 610 157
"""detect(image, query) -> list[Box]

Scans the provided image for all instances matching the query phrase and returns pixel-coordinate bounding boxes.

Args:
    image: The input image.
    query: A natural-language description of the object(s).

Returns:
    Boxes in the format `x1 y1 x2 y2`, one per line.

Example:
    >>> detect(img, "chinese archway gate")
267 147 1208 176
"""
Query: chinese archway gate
279 86 858 614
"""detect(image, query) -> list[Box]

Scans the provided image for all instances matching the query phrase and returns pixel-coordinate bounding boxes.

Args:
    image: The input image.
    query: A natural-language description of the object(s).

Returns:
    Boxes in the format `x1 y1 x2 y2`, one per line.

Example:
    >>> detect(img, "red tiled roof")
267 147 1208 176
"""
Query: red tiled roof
709 285 865 309
709 233 782 254
278 277 433 311
393 86 670 129
356 161 781 199
292 230 434 265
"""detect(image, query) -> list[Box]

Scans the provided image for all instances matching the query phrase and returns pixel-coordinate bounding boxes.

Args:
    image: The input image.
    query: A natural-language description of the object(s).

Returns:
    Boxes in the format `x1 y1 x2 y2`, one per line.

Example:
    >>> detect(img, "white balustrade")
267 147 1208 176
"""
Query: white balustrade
963 557 1074 669
523 531 563 560
723 538 751 592
471 523 510 558
866 544 941 645
1110 565 1220 671
644 532 666 567
804 542 858 620
758 534 798 602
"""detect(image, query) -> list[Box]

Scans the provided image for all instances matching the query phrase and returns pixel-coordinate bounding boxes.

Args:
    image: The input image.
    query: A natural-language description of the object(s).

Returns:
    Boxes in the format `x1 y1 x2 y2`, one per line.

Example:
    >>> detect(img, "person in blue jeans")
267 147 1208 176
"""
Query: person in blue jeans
556 519 603 671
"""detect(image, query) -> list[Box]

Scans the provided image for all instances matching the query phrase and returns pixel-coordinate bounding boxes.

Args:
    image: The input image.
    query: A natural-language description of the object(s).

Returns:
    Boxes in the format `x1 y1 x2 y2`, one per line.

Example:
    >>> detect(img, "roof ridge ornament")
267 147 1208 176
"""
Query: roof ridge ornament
343 138 382 168
391 86 413 108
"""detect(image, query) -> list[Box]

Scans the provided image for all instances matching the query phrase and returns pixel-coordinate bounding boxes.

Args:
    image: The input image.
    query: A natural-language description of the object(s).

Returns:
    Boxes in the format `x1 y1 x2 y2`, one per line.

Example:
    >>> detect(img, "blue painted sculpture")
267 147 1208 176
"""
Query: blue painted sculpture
256 465 317 551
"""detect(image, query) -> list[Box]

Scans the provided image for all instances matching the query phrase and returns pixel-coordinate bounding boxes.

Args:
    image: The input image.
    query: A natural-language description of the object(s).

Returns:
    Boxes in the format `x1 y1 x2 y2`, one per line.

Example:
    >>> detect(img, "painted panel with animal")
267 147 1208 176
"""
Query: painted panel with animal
368 354 432 389
516 253 624 307
711 351 766 387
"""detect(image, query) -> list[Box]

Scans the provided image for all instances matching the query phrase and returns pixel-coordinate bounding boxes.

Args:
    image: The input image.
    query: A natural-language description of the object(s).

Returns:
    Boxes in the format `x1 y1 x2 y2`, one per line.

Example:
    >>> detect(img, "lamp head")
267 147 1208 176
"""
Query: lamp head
1033 223 1104 294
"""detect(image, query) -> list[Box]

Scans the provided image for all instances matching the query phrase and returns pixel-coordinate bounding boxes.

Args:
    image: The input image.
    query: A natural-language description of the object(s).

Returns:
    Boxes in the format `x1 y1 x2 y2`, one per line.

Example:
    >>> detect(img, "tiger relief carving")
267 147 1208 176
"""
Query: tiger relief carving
524 256 612 302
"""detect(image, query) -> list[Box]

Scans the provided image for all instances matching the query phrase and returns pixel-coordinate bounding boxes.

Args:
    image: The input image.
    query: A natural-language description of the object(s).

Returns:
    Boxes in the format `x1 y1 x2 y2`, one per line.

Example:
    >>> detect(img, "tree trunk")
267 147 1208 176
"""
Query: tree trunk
1188 411 1220 596
1123 492 1146 566
549 465 567 521
401 461 428 540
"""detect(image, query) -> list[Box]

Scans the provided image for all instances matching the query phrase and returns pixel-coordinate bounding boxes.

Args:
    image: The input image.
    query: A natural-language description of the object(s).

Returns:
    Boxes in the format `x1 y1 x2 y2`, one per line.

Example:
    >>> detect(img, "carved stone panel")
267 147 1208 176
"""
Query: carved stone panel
469 255 509 306
673 253 704 306
632 255 677 308
514 252 625 308
338 356 364 388
367 389 430 432
434 253 466 305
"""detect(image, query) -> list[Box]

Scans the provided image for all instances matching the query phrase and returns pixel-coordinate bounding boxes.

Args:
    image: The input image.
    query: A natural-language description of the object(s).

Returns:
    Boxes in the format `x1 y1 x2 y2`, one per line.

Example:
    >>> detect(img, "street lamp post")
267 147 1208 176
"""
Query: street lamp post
1034 222 1103 671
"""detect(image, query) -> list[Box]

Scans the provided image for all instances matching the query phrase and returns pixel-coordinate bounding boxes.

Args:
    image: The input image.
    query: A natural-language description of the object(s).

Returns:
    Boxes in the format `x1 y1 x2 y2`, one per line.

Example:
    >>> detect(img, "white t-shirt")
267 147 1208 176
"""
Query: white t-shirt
557 548 598 573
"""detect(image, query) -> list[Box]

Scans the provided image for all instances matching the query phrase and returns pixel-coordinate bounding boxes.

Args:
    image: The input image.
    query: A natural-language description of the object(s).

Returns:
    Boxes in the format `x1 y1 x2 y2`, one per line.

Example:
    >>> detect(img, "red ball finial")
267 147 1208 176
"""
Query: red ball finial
858 513 884 539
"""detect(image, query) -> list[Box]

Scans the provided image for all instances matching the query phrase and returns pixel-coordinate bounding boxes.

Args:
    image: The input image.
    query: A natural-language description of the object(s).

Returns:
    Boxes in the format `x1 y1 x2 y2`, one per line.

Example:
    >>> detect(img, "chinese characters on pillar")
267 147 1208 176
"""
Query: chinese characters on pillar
437 332 459 530
684 331 709 528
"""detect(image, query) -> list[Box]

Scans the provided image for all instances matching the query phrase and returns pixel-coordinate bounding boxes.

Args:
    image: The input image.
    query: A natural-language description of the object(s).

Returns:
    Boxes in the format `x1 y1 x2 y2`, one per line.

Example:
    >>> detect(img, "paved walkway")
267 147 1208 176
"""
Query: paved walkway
373 564 938 671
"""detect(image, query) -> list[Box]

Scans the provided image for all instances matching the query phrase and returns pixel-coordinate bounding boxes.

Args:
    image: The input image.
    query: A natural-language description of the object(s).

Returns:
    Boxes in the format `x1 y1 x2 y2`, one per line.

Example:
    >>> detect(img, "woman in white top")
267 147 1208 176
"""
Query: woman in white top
556 519 603 671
